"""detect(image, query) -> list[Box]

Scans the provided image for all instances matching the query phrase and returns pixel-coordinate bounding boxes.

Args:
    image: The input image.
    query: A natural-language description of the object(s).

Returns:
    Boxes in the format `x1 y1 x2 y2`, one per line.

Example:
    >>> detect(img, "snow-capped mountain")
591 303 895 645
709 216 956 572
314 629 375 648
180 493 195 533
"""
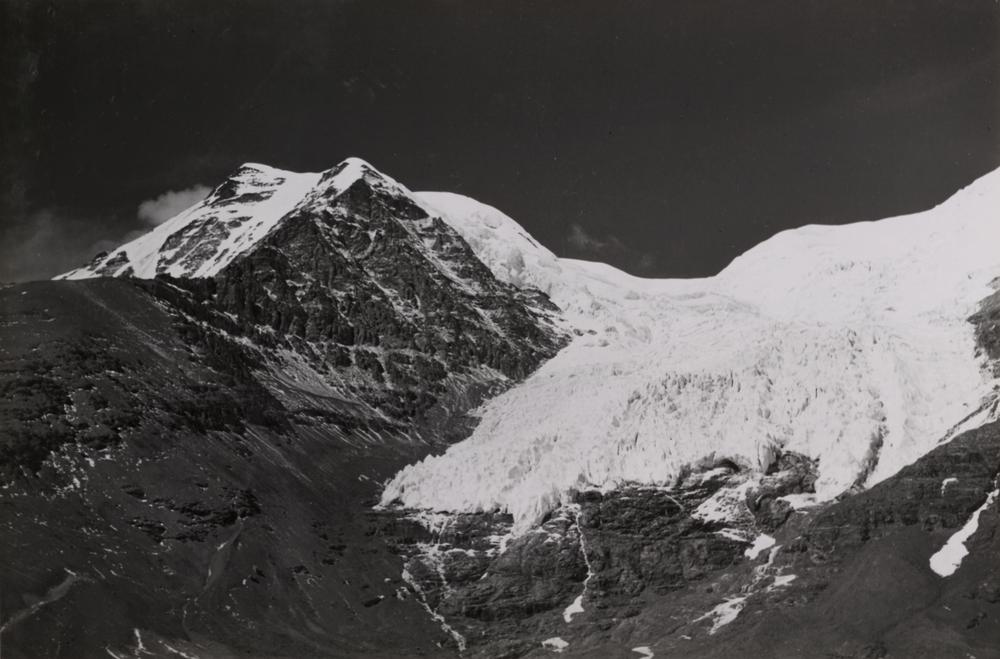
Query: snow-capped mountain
7 157 571 658
60 163 321 279
57 158 430 280
59 157 566 424
59 158 1000 533
21 157 1000 658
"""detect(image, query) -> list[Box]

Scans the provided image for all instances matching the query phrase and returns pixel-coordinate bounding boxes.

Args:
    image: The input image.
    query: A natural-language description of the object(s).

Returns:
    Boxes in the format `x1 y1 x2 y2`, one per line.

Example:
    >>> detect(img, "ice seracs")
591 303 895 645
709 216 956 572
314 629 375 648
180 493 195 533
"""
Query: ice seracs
384 168 1000 532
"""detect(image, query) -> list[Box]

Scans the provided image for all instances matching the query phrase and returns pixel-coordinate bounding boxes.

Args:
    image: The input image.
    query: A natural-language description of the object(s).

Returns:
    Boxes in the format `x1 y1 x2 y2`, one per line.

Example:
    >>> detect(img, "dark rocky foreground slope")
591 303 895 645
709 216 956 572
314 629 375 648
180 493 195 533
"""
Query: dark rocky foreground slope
0 275 562 658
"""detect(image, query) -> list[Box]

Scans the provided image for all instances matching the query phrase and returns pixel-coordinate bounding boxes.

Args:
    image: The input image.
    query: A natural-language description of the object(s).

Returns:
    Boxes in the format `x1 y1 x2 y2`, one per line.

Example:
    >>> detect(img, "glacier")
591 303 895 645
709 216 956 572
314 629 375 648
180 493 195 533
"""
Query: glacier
385 170 1000 531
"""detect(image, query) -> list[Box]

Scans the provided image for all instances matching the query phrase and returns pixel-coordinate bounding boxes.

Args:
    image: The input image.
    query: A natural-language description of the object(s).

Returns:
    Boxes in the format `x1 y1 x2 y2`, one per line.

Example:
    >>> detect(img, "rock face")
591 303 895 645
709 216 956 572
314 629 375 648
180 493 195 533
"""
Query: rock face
59 158 565 430
209 164 562 420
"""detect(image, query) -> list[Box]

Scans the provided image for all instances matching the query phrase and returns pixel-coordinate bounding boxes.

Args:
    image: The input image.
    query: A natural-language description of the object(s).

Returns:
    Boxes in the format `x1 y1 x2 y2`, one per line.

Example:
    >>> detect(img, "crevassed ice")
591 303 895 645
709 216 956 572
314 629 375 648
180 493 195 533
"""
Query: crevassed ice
385 170 1000 532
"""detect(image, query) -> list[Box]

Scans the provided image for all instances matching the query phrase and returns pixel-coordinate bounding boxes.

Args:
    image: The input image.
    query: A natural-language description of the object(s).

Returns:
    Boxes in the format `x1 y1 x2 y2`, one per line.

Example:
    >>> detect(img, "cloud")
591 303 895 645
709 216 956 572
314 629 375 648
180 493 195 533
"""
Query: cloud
635 253 656 272
837 52 997 117
565 223 657 274
1 183 214 282
137 185 211 226
88 229 146 257
0 208 99 282
567 223 606 251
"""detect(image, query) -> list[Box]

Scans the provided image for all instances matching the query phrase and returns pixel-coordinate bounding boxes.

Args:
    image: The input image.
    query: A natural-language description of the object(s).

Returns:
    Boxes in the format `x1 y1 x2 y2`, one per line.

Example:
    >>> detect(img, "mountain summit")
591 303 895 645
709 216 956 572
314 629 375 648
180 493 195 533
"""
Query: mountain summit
59 158 404 280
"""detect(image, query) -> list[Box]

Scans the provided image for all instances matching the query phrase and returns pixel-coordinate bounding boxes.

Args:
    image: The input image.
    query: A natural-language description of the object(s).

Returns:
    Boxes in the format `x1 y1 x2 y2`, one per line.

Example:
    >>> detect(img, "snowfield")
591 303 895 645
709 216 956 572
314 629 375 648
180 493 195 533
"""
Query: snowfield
385 169 1000 531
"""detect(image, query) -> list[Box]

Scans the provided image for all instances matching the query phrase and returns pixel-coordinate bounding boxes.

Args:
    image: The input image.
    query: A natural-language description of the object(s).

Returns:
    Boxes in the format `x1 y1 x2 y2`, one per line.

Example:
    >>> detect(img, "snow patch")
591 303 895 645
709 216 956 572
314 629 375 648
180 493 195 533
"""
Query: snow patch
929 479 999 577
696 542 795 633
744 534 776 560
768 574 797 591
401 566 466 651
777 493 821 510
695 596 748 634
563 507 594 623
695 480 753 525
161 643 201 659
562 595 585 624
715 528 750 542
541 637 569 653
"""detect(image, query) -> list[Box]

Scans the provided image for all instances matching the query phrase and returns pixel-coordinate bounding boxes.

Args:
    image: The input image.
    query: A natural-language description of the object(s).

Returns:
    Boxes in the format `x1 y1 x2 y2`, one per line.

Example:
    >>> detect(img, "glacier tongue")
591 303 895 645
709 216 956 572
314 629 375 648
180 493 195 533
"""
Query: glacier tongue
385 170 1000 532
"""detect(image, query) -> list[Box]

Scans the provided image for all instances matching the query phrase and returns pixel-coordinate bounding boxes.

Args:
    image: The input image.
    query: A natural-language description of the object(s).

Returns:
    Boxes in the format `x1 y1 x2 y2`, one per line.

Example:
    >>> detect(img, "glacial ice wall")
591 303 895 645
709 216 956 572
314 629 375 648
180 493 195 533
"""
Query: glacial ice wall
385 170 1000 531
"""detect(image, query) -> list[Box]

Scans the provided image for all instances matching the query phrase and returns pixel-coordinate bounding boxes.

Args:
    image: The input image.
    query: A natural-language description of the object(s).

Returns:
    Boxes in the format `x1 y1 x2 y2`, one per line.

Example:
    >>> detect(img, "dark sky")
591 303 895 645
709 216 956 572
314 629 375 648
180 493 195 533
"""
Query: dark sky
2 0 998 282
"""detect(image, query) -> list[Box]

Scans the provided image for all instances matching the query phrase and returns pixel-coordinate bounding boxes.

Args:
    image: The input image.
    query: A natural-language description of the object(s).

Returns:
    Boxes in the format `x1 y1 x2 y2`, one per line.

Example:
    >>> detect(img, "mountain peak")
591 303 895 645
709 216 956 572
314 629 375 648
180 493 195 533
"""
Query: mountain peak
57 163 321 280
337 155 376 170
315 156 409 198
57 156 414 282
232 162 293 176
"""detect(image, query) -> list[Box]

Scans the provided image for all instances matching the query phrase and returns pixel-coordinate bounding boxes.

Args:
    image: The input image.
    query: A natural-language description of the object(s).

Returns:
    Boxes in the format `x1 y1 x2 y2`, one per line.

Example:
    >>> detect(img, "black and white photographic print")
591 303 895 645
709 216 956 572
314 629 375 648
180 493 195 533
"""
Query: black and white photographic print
1 1 999 657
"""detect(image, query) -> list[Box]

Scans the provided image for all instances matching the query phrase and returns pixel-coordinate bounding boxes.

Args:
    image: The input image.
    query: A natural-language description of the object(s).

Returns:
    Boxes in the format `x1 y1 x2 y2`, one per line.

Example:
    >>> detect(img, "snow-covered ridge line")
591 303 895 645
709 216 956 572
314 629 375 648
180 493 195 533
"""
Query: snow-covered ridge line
385 167 1000 532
